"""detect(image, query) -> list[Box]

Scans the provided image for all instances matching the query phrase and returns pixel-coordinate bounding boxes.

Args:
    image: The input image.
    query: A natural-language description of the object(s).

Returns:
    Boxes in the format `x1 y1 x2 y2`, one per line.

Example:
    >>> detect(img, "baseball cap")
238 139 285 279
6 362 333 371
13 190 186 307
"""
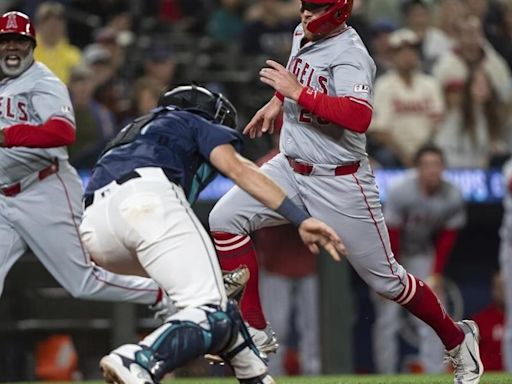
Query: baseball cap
82 44 112 65
146 43 174 62
371 19 397 37
388 28 420 49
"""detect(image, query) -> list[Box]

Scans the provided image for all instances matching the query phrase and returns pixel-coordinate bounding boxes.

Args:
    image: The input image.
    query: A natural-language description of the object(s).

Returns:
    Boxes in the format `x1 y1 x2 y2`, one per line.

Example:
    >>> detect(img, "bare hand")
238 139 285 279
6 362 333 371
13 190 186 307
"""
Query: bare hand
243 96 283 138
259 60 303 101
298 218 347 261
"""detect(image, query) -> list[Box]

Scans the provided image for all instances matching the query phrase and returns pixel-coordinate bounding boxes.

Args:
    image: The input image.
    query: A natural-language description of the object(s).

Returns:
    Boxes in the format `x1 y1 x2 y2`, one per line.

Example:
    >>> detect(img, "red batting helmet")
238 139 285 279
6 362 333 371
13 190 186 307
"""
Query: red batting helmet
0 11 36 44
304 0 353 35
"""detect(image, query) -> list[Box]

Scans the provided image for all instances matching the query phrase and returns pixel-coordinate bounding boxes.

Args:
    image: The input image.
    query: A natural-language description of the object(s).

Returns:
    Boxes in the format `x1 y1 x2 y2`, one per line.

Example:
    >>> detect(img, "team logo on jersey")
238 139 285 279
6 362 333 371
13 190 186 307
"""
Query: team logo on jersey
61 105 72 113
6 14 18 29
353 84 370 93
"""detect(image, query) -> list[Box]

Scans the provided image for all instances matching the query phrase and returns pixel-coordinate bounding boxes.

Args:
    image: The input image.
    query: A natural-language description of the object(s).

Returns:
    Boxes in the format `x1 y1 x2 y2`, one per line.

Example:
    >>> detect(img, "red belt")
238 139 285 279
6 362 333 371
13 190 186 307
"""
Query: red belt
1 160 59 197
286 157 359 176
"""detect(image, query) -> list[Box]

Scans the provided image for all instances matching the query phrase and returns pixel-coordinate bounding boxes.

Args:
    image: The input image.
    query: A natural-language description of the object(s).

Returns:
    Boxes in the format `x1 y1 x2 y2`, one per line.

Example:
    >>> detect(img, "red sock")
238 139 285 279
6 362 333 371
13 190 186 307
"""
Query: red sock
212 232 267 329
395 273 464 350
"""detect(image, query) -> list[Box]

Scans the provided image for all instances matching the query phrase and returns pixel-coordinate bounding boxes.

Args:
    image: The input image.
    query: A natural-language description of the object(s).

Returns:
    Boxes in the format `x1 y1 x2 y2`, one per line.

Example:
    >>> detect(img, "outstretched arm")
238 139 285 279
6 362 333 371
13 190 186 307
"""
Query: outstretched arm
209 144 347 260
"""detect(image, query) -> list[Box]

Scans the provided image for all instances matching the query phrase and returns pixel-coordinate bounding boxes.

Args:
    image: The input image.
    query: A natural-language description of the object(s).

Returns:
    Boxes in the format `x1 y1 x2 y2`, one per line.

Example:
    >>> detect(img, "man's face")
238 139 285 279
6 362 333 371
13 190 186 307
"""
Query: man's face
0 35 34 77
301 1 331 41
417 152 444 192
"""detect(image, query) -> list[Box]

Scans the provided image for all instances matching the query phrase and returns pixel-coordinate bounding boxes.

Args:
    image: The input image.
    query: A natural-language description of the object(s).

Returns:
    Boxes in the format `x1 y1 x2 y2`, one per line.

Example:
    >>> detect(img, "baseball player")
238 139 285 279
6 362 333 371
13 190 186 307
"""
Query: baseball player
0 12 171 315
373 144 466 374
209 1 484 382
79 84 346 384
499 159 512 372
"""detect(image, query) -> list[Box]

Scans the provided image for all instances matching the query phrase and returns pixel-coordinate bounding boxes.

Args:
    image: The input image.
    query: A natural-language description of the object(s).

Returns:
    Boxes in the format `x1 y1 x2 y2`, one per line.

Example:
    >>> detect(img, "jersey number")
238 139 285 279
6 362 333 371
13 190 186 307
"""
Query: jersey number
298 108 329 125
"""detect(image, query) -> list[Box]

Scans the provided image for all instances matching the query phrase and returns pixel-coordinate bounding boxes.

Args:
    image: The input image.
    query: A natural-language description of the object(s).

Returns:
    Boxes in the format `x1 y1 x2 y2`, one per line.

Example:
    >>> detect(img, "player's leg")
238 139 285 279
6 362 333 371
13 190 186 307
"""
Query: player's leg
13 164 161 304
406 256 445 373
100 302 273 384
295 274 321 375
500 240 512 372
0 209 28 297
260 271 292 376
301 159 481 381
209 153 302 330
371 291 401 373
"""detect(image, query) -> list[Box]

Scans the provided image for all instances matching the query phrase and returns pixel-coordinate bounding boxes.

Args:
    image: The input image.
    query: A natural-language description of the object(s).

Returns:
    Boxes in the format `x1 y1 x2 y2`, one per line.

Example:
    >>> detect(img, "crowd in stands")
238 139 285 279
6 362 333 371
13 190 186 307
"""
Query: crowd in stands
1 0 510 171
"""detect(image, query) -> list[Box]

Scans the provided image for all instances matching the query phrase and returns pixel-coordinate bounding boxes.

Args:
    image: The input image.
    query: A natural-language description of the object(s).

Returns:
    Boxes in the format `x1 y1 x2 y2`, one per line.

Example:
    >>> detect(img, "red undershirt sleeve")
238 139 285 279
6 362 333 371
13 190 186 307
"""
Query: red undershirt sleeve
433 229 459 274
388 227 401 261
297 86 373 133
3 116 76 148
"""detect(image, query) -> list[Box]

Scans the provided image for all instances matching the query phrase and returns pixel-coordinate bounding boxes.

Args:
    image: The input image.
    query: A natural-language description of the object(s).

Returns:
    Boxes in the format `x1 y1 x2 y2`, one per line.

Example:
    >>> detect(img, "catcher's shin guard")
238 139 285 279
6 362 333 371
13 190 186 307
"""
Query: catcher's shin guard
136 304 238 381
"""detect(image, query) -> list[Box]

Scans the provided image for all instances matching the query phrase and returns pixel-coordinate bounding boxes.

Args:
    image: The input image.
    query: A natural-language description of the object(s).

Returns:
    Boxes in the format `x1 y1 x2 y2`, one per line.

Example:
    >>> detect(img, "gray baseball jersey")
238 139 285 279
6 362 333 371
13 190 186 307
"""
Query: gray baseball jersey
385 171 466 256
0 61 160 304
0 62 74 185
280 24 376 164
211 25 410 303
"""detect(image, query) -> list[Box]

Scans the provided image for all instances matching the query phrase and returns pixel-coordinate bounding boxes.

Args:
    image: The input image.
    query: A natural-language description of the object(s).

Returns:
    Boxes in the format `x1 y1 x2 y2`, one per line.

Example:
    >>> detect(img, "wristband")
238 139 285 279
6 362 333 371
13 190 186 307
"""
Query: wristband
276 197 310 227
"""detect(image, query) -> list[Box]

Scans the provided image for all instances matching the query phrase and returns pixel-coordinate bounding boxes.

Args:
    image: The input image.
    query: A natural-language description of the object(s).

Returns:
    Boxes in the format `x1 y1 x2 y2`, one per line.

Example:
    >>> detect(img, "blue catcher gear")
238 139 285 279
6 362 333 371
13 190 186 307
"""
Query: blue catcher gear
158 84 238 130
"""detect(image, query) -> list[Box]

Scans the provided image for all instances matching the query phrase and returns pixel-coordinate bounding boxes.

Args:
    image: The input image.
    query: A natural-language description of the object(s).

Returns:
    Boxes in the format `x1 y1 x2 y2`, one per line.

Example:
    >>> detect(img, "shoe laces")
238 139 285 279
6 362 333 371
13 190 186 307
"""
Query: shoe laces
445 347 465 380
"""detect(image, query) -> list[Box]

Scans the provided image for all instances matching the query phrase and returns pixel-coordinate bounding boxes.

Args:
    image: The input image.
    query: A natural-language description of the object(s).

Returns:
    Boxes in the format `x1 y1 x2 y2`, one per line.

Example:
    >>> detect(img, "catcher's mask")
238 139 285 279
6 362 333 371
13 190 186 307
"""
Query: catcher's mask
158 84 238 130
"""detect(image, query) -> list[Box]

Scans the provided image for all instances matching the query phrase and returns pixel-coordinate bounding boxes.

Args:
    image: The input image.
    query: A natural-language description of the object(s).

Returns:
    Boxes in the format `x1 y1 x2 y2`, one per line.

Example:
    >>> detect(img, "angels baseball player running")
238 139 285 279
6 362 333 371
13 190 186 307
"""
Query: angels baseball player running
0 12 169 313
209 1 483 382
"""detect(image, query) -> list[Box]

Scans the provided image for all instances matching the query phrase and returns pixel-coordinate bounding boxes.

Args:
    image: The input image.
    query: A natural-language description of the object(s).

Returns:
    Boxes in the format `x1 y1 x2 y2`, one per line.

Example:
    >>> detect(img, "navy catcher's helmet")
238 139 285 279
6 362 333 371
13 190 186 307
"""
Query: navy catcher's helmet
158 84 238 130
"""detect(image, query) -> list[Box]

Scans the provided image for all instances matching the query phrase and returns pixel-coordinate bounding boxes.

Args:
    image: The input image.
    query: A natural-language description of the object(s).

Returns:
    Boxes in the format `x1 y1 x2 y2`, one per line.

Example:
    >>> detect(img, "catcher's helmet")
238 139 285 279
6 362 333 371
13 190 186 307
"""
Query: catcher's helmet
0 11 36 44
158 84 238 130
303 0 353 35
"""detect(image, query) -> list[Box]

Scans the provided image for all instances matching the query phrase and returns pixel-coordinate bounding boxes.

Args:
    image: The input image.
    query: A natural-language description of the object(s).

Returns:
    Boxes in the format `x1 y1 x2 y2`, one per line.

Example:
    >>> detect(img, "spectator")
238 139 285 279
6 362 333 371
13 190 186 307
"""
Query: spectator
142 42 177 90
207 0 246 45
435 0 467 41
373 144 467 373
241 0 297 62
401 0 454 73
33 1 81 84
67 65 117 169
472 271 506 371
369 29 444 168
125 76 163 123
369 19 397 77
433 16 510 168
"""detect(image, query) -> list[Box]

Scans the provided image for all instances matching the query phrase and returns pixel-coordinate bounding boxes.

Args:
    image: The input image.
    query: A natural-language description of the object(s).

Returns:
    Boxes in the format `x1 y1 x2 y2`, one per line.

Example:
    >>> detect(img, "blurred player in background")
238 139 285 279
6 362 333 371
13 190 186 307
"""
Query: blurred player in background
210 1 484 382
373 144 466 373
79 84 345 384
0 11 171 315
499 158 512 372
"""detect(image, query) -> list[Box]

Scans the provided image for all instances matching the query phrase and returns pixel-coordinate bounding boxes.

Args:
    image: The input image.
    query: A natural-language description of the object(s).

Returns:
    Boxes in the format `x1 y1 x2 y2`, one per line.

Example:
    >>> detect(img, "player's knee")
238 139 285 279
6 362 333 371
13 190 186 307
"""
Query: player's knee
209 203 240 233
370 279 404 301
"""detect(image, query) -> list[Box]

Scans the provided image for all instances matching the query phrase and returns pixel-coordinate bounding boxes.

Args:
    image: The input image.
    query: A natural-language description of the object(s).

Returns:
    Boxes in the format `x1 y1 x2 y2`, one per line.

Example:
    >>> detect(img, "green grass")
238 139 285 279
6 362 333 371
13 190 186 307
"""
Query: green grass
19 373 512 384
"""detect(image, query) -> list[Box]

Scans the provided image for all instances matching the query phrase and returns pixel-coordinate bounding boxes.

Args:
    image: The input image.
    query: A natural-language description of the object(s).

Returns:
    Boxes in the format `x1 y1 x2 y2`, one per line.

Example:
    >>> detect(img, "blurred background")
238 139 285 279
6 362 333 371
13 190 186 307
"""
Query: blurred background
0 0 511 381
